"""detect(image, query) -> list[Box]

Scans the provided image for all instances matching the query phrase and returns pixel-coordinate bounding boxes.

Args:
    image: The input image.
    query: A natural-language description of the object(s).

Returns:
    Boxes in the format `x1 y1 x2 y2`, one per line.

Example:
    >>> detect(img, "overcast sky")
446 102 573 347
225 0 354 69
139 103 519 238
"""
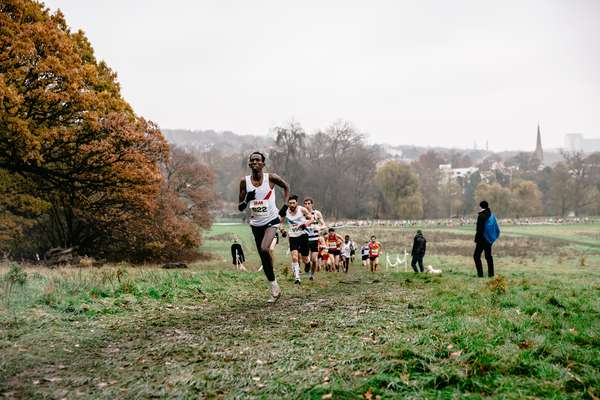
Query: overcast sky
44 0 600 151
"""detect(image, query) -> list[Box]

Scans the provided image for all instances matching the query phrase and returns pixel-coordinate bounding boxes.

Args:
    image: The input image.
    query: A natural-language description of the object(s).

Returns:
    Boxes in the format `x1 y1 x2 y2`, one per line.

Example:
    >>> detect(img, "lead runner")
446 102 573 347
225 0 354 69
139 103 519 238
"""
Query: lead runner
238 151 290 303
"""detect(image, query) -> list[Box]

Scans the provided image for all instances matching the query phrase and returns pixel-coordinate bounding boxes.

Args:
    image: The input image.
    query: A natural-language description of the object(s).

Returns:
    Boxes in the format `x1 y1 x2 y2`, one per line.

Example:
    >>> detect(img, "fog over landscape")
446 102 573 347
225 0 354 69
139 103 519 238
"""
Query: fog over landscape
2 3 600 399
44 0 600 151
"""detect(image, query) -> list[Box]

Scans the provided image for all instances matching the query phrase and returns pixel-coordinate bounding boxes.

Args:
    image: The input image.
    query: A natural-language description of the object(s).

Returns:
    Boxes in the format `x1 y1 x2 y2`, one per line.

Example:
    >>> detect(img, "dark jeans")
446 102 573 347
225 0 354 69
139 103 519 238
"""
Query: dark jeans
411 255 424 272
474 241 494 277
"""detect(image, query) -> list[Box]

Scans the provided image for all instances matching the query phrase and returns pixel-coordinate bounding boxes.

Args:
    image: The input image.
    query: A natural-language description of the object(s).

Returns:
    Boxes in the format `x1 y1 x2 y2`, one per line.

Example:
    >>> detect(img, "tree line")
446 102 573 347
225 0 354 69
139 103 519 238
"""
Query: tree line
2 1 597 262
191 121 600 220
0 1 217 261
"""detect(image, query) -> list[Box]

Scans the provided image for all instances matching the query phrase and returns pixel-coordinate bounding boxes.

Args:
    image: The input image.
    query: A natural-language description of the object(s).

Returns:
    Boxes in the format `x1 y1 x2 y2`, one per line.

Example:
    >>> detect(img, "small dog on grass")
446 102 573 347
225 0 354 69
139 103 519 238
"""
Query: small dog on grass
424 265 442 274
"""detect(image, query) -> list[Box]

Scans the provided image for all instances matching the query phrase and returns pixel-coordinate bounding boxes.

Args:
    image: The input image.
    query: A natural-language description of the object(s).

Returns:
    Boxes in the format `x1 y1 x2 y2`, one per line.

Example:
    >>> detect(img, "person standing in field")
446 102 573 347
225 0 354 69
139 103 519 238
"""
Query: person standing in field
280 195 313 285
303 197 326 280
230 237 247 271
410 230 426 273
474 200 499 277
238 151 289 303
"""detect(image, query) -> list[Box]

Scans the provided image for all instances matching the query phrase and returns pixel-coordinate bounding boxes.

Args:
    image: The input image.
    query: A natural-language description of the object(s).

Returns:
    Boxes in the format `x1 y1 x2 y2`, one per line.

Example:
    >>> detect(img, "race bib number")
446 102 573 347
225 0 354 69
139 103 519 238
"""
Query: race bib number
290 224 303 234
250 200 270 217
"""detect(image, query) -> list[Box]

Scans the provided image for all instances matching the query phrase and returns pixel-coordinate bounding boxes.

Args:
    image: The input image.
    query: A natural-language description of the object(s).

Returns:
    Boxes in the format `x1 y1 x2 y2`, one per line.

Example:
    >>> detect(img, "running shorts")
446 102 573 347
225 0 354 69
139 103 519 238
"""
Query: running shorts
308 240 319 253
250 217 280 250
289 234 309 257
329 249 341 256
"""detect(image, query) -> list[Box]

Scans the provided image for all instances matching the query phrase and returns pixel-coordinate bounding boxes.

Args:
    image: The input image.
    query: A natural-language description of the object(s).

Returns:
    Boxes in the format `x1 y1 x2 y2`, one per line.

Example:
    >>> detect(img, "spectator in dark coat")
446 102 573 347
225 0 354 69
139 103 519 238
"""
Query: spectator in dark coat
474 200 494 277
410 230 426 273
231 237 247 271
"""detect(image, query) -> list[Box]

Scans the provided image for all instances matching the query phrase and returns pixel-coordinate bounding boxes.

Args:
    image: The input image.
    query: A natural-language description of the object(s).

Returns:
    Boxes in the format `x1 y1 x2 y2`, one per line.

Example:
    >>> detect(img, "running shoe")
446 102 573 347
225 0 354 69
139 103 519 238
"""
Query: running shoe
268 285 281 303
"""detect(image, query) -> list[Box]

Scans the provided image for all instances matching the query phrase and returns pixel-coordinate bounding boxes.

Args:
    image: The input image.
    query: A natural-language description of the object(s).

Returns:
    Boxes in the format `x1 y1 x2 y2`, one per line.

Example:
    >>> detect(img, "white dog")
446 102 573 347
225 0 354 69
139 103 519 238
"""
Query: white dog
425 265 442 274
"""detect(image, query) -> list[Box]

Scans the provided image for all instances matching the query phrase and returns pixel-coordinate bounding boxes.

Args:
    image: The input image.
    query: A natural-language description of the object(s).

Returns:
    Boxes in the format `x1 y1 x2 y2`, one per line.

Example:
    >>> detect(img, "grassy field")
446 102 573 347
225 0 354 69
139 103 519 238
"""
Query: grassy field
1 223 599 399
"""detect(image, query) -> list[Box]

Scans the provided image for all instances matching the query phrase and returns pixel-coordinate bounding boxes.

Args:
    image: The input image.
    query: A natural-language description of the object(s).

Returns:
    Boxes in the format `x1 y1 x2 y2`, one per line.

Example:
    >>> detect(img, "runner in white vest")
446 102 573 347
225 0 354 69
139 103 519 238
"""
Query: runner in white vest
340 235 352 273
238 151 289 303
302 197 326 280
280 195 312 284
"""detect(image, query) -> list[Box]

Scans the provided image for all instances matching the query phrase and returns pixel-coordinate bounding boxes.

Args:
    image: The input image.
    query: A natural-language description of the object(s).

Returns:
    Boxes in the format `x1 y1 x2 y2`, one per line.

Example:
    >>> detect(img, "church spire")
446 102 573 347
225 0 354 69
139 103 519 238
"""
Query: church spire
533 122 543 164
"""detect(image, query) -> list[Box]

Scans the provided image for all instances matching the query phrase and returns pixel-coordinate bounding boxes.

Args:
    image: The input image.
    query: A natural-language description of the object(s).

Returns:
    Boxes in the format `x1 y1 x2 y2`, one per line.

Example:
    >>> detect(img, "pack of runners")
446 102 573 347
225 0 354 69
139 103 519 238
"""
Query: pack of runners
239 151 384 303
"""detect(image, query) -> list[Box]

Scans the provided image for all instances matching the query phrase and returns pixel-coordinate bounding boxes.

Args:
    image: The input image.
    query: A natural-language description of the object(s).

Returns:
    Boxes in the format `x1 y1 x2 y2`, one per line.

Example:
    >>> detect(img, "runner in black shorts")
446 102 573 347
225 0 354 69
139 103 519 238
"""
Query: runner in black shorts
360 241 370 268
238 151 289 302
280 195 312 284
303 197 326 280
325 227 344 272
368 235 383 273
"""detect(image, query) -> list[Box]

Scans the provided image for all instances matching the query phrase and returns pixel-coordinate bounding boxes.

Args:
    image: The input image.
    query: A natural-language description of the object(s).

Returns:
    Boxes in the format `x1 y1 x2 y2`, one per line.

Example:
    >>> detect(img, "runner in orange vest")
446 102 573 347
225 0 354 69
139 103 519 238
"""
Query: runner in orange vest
368 235 383 273
326 228 344 272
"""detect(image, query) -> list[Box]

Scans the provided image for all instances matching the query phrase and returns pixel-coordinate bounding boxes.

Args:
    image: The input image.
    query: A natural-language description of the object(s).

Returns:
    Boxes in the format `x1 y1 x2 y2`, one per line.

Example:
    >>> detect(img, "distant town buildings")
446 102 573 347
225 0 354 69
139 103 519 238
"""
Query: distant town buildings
386 148 403 158
439 164 479 184
564 133 600 153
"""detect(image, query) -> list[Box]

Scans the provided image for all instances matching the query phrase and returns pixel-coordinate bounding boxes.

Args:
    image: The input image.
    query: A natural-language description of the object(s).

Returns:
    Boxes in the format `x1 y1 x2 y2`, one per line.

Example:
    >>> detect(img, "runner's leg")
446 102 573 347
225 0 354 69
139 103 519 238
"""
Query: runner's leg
310 245 318 277
258 226 278 282
291 249 301 283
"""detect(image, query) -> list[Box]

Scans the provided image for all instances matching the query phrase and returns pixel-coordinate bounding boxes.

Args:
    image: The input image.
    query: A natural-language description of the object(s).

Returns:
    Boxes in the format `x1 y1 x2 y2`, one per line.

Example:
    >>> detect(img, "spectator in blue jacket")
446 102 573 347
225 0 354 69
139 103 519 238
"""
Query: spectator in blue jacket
474 200 494 277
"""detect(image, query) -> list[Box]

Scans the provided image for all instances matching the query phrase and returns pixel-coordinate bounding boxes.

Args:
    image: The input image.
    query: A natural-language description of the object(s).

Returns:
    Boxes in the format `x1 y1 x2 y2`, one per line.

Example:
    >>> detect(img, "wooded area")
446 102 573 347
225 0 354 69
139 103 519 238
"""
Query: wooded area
0 1 217 261
188 121 600 221
1 1 599 263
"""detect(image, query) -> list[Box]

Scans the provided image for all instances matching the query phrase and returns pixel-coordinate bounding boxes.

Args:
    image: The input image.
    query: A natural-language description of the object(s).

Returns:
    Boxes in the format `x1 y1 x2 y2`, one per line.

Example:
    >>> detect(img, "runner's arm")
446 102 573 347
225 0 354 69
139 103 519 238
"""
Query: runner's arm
301 206 313 227
316 211 326 231
270 173 290 203
270 173 290 216
238 179 248 211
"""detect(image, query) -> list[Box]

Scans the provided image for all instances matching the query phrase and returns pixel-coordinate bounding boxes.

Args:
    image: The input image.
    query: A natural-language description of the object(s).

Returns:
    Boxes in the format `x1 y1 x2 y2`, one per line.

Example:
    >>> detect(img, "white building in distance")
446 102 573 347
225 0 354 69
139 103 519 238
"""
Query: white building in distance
439 164 479 184
564 133 600 153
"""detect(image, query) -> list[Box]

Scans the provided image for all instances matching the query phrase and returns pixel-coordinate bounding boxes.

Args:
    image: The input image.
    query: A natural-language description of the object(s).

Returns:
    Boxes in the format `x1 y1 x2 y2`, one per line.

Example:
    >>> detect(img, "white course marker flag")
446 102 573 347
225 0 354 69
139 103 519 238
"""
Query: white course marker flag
386 249 409 272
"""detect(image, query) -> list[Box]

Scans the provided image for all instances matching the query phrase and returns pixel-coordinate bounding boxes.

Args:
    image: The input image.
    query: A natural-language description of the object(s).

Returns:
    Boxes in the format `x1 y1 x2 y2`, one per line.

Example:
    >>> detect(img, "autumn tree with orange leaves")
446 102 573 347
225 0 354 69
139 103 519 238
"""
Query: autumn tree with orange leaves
0 0 216 261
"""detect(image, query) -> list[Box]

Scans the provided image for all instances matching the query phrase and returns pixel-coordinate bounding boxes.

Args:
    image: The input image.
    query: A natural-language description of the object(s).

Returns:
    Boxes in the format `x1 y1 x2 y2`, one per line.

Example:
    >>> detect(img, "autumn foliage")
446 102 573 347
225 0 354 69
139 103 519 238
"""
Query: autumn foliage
0 0 216 261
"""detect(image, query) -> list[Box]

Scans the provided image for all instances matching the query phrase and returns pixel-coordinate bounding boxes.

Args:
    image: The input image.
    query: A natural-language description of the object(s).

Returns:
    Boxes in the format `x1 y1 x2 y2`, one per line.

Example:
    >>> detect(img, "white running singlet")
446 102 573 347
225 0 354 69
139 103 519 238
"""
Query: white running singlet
285 207 308 238
308 209 321 241
245 173 278 227
341 242 352 258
